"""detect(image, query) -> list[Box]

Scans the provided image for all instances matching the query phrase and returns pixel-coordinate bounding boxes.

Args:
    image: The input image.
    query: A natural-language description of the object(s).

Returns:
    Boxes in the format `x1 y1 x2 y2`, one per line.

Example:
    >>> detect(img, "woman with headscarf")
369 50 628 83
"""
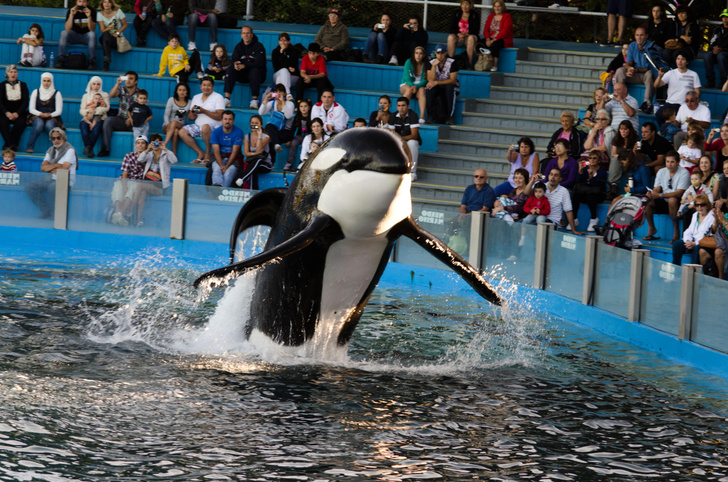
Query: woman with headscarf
79 76 110 158
0 64 29 152
26 72 63 154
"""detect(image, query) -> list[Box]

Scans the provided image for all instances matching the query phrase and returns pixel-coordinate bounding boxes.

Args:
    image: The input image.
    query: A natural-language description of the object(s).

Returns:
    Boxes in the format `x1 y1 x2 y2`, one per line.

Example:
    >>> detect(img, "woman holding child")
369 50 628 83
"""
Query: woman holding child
490 168 530 222
79 76 110 158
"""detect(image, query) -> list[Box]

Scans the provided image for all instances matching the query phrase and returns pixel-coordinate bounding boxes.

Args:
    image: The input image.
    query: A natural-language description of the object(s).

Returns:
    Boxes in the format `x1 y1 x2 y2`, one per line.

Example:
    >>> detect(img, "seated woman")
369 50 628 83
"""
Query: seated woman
26 72 63 154
369 94 392 128
602 43 629 87
609 150 653 207
572 150 608 231
447 0 479 69
234 114 272 190
583 109 615 167
580 87 608 133
545 111 584 170
490 167 529 222
543 139 579 189
271 33 299 95
673 193 714 265
704 123 728 172
678 165 714 232
662 5 701 67
284 99 312 170
259 83 295 155
400 46 427 124
162 83 191 156
494 136 538 197
364 13 396 64
698 205 728 279
714 159 728 211
17 23 45 67
608 119 640 199
97 0 129 72
481 0 512 72
299 118 329 167
134 133 178 227
79 76 110 158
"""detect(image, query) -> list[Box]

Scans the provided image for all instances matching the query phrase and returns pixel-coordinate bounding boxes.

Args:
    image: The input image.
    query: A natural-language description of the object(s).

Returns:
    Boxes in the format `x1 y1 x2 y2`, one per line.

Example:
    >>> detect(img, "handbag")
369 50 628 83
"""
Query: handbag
474 52 493 72
144 170 162 182
117 34 132 53
699 235 717 249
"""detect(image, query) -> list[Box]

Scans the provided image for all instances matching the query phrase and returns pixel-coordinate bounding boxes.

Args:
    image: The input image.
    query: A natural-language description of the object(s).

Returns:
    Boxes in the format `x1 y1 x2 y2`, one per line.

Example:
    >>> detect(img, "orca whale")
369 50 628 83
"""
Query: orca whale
194 128 501 348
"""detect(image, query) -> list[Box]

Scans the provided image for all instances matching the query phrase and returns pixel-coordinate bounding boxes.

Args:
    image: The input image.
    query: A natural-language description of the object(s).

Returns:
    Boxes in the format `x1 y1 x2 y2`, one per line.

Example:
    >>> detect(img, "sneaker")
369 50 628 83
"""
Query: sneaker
410 172 418 182
506 255 518 262
209 42 217 51
83 146 92 157
640 101 651 114
111 212 122 225
274 144 282 153
445 116 455 125
188 41 196 51
490 66 498 72
548 3 560 7
283 162 293 170
224 97 231 108
197 71 204 79
117 214 129 226
97 148 110 157
388 55 398 66
587 218 599 232
418 118 425 124
425 116 435 124
518 235 526 247
249 99 259 109
88 61 96 70
375 54 385 64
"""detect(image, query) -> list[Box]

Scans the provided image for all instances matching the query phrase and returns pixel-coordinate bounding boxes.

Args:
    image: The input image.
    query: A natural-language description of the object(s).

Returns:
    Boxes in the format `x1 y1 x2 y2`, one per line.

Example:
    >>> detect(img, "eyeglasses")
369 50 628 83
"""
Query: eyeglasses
595 117 608 121
474 175 485 178
51 136 62 140
695 203 708 207
686 98 699 103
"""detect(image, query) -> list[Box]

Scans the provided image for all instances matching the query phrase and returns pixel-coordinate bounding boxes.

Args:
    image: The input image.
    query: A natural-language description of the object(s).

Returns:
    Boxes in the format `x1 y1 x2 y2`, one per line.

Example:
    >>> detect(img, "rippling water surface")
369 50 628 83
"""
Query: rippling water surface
1 247 728 481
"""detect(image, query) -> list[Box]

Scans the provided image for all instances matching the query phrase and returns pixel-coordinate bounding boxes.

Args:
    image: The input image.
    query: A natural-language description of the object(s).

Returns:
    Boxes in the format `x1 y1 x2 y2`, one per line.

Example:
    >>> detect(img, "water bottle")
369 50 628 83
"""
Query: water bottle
49 52 55 69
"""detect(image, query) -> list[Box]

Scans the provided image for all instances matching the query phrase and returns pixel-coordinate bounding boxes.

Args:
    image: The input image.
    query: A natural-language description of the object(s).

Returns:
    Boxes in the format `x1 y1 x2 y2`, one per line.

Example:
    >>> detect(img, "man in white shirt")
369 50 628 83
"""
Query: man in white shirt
643 151 690 243
179 76 226 163
543 169 583 235
605 82 639 131
672 90 711 149
25 128 77 219
311 90 349 135
653 53 701 127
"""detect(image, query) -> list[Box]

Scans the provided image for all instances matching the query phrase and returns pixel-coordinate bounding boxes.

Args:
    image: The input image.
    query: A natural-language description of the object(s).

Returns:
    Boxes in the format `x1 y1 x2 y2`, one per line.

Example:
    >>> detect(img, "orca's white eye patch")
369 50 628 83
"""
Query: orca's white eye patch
310 147 346 171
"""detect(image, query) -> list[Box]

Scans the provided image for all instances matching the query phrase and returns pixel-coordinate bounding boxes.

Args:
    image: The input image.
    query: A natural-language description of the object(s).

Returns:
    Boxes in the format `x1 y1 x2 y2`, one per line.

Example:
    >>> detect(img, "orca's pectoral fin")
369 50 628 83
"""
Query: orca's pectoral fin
194 214 335 289
394 217 502 306
228 188 288 263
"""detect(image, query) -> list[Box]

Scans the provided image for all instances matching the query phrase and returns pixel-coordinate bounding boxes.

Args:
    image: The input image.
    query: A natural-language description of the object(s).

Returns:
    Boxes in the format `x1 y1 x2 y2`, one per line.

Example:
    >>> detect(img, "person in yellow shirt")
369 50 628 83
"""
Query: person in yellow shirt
153 33 201 83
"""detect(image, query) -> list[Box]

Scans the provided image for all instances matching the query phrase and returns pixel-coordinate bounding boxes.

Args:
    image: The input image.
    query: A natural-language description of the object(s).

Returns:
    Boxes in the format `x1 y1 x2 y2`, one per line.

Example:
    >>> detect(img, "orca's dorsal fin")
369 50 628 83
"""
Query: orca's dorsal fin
195 214 336 289
393 217 502 306
228 188 288 263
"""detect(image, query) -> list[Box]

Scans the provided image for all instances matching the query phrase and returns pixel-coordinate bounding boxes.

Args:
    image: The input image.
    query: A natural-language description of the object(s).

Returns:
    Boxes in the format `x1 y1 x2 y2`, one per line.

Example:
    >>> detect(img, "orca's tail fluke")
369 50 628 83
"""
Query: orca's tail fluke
394 217 503 306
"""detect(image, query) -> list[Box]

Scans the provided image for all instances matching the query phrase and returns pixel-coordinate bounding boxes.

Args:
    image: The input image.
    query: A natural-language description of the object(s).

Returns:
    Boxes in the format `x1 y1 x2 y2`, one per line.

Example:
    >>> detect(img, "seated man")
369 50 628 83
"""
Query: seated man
544 169 583 234
296 43 334 102
425 45 459 125
388 97 421 181
110 135 148 226
653 53 700 126
209 110 243 187
643 150 690 242
605 81 639 131
314 8 349 61
58 0 97 69
389 15 428 66
704 10 728 89
460 169 495 213
98 72 140 157
180 76 225 163
225 26 266 110
673 90 711 149
311 90 349 136
614 27 661 113
638 121 672 174
24 128 77 219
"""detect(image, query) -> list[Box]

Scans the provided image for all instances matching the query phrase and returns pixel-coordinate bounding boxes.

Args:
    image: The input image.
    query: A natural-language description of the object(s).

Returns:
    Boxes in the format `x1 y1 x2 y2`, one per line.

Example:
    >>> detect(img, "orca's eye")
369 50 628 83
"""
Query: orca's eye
309 147 346 171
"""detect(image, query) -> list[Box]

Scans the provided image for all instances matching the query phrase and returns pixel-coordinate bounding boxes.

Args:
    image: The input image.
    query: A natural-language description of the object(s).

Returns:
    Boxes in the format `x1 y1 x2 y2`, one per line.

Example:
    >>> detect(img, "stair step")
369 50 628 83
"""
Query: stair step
527 47 615 67
489 86 593 104
497 73 602 93
446 126 552 144
516 60 605 78
469 98 585 118
460 112 557 133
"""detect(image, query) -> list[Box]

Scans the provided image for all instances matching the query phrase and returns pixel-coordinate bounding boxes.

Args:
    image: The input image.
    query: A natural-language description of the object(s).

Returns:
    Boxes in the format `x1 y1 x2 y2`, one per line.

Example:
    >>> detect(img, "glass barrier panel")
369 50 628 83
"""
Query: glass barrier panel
394 237 444 270
545 230 586 301
67 175 171 238
484 218 536 287
0 171 57 229
186 185 256 244
691 273 728 352
640 257 681 335
593 242 632 318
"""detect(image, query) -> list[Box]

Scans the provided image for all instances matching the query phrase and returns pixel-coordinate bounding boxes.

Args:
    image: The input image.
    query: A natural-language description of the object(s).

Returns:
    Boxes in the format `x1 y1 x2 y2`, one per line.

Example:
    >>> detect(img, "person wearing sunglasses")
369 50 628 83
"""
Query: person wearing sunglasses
24 128 76 219
673 90 711 149
460 169 495 214
673 194 715 265
643 151 690 242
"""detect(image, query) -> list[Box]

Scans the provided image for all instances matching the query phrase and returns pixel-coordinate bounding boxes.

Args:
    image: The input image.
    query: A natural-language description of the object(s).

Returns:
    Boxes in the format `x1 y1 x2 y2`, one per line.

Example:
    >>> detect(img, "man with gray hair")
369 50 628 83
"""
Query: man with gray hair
604 81 639 131
614 27 661 113
25 128 77 219
672 90 711 148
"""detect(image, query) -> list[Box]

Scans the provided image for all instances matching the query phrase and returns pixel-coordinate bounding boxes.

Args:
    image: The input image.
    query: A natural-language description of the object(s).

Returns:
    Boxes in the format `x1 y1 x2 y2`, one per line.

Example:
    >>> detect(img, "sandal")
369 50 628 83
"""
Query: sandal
191 159 204 164
642 234 661 241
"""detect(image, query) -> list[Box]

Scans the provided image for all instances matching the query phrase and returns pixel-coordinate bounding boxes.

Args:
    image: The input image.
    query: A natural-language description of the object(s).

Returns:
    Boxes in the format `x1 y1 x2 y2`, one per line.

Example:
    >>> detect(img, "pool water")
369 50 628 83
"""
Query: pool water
1 246 728 481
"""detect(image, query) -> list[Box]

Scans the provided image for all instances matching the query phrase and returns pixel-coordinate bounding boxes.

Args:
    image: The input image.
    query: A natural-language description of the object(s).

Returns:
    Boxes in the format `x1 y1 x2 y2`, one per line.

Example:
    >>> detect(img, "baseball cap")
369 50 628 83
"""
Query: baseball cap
721 8 728 17
329 8 341 16
435 44 447 53
136 135 149 143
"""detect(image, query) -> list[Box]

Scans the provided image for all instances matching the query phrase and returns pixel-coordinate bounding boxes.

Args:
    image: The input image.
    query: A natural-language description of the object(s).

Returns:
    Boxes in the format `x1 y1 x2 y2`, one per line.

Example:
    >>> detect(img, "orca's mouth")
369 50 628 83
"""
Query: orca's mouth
343 154 411 175
322 129 412 176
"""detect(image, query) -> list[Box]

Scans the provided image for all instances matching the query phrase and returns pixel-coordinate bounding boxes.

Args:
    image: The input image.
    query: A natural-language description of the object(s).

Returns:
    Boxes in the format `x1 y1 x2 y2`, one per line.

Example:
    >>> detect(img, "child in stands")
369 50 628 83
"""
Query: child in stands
521 182 551 225
154 33 201 83
127 89 153 141
82 93 107 133
1 149 17 172
660 108 681 143
17 23 44 67
205 44 229 81
678 133 703 172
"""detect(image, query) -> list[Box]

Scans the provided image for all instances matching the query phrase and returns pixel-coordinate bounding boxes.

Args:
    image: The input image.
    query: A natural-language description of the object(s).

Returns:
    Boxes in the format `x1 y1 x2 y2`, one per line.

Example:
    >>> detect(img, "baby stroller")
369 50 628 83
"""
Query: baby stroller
596 195 646 250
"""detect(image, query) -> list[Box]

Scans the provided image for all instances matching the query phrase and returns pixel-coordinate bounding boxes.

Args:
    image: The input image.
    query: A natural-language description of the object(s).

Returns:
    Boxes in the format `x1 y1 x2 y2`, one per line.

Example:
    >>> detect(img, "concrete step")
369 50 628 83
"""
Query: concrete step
445 125 552 144
412 184 470 204
416 164 509 187
435 139 548 159
460 112 557 133
527 47 614 68
515 60 605 78
419 152 511 177
468 98 584 119
488 85 593 105
495 72 602 94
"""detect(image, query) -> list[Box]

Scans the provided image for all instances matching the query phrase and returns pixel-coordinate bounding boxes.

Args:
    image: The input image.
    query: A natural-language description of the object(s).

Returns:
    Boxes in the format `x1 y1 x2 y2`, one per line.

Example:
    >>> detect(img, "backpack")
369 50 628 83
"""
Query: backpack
66 51 87 70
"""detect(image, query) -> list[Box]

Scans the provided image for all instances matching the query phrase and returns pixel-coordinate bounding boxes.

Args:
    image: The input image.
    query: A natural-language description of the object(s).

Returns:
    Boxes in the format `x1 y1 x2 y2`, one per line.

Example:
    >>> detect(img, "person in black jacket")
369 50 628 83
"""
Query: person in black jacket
705 10 728 88
388 15 428 66
662 5 702 67
272 33 300 97
0 65 29 151
151 0 187 41
446 0 480 69
225 26 267 110
644 2 673 52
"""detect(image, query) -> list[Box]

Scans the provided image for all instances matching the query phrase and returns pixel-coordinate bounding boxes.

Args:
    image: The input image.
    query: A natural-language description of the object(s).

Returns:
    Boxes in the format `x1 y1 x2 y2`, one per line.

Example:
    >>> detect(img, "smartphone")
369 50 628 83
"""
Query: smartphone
120 75 128 82
377 23 385 29
271 93 279 99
